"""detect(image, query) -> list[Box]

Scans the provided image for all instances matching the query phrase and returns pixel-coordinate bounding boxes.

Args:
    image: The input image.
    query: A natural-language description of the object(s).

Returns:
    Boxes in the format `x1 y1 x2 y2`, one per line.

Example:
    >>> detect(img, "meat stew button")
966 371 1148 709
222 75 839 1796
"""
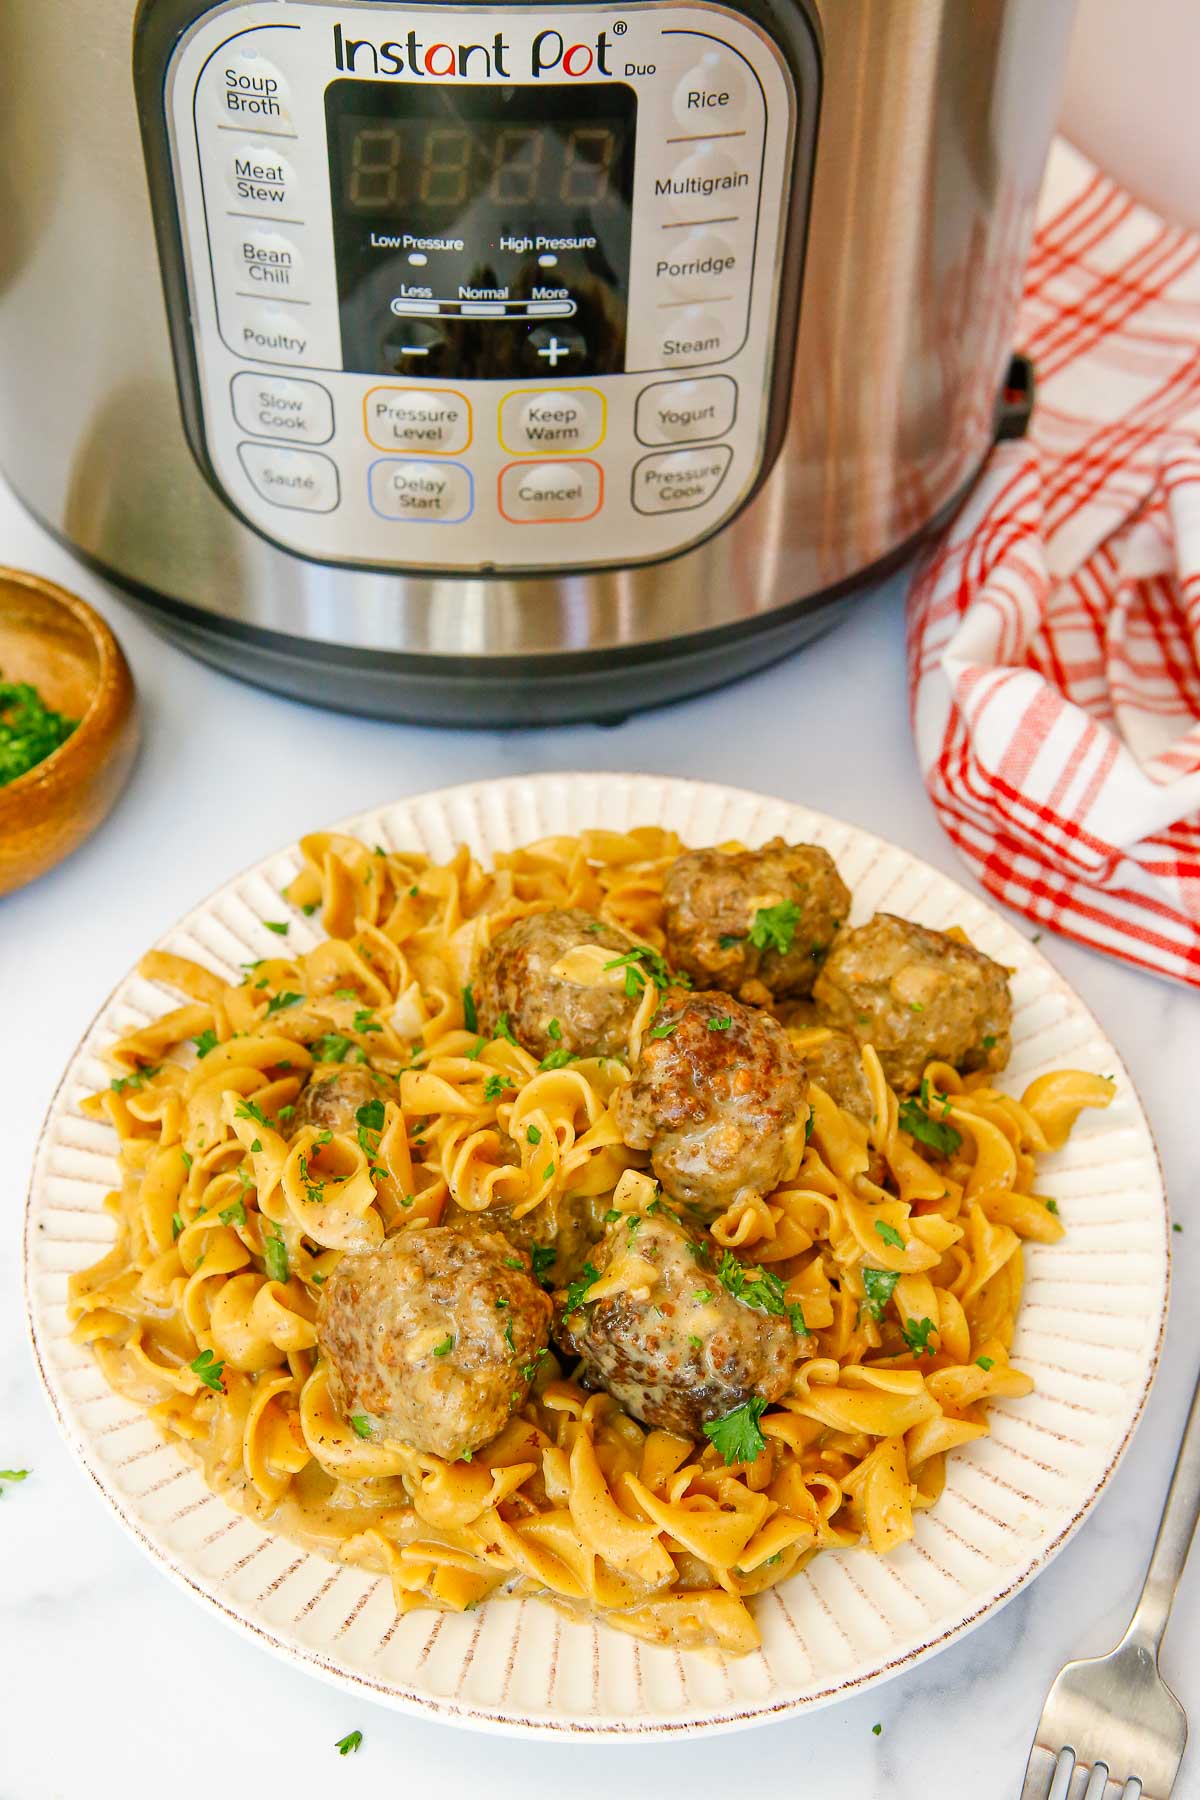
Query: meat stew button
632 445 733 514
369 458 473 522
499 459 603 522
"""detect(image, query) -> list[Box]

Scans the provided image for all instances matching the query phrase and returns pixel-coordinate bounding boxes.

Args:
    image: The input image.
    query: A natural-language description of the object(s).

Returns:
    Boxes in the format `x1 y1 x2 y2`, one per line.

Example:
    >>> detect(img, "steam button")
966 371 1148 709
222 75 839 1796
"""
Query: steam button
657 306 733 366
237 442 339 512
671 50 748 128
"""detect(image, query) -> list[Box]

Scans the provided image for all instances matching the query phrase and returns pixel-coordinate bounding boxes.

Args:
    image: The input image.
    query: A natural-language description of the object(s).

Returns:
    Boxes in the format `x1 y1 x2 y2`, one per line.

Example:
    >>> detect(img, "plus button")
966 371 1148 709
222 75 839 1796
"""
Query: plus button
536 335 571 368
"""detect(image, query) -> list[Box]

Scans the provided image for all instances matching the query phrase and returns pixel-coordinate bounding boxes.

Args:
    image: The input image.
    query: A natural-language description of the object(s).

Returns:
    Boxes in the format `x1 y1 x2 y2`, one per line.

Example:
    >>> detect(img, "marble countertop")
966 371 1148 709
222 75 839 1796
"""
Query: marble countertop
2 474 1197 1800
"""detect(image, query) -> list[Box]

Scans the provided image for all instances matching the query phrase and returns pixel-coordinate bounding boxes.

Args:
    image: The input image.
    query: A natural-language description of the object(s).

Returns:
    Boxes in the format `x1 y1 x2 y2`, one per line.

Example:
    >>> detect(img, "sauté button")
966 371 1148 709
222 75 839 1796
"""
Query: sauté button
234 230 304 292
229 303 312 363
632 445 733 514
213 52 294 130
225 142 298 212
499 388 605 455
657 305 734 366
635 376 737 446
364 387 471 454
498 459 603 523
672 50 748 128
369 458 473 522
231 372 333 443
655 230 739 300
237 442 339 512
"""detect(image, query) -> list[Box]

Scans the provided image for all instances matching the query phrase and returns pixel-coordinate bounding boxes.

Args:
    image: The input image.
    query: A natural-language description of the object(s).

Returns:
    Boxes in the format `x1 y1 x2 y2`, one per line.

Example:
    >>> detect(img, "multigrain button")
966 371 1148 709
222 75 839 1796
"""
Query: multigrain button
234 229 304 292
656 144 748 218
657 305 734 366
364 386 471 453
214 53 294 129
230 303 311 363
671 50 747 128
498 459 603 523
632 445 732 514
655 230 739 300
231 373 333 443
369 458 473 523
499 387 605 454
225 142 297 211
635 376 737 446
237 442 339 512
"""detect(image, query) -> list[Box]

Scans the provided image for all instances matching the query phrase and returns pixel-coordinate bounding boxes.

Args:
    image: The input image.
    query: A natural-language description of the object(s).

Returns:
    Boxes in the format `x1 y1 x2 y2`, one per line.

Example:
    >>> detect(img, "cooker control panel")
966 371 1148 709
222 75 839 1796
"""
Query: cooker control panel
159 1 800 573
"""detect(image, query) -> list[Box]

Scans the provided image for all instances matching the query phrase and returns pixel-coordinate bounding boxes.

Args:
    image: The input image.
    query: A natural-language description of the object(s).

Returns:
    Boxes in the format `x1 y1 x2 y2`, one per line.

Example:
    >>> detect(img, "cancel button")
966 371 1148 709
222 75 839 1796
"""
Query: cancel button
632 445 733 514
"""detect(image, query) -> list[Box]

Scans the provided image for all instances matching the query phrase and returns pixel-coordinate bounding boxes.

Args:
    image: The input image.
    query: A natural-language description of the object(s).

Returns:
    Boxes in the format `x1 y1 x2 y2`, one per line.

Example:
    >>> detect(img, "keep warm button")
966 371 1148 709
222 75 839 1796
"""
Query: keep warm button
632 445 732 514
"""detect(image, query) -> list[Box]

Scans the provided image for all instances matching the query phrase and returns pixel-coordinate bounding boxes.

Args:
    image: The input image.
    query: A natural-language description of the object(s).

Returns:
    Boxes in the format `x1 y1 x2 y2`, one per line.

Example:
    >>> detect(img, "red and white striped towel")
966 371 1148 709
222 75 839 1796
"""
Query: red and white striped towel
908 139 1200 987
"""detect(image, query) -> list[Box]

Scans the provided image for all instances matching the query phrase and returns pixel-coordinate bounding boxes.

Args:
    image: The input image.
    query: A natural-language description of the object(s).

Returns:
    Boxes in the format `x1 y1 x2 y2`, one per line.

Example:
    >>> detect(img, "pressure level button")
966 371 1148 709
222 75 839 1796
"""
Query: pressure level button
364 386 471 454
672 51 748 129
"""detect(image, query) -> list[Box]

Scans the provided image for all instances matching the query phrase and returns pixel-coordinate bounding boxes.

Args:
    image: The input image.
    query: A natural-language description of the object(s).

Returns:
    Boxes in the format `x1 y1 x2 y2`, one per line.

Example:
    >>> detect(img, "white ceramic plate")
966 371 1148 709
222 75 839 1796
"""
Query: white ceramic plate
25 773 1169 1738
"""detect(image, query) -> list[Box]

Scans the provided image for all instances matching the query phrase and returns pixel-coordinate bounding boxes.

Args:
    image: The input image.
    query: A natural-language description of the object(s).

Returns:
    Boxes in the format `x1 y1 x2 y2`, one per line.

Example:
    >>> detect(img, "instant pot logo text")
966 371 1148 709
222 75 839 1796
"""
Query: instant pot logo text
331 21 614 79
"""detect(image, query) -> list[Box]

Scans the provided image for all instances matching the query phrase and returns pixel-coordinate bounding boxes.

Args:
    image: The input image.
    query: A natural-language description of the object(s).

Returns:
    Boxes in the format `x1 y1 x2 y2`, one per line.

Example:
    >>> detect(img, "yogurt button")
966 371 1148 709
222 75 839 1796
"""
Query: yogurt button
369 459 473 522
237 442 339 512
671 50 748 129
214 52 294 129
632 445 733 514
635 376 737 445
499 459 603 522
231 373 333 443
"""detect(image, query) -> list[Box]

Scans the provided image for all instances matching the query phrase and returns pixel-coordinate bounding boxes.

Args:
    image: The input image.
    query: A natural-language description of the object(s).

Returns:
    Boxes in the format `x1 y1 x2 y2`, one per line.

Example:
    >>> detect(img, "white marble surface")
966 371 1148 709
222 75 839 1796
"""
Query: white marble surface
1 472 1197 1800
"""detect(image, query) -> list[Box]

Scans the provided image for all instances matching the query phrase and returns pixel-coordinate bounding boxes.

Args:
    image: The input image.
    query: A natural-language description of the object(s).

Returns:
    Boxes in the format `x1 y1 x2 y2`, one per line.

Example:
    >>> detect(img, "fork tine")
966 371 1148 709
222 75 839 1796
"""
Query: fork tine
1020 1742 1065 1800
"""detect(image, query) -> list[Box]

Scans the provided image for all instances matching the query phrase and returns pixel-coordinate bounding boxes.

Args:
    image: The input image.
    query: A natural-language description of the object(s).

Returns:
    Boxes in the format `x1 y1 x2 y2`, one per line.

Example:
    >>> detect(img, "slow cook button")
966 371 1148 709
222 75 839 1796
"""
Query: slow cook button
635 375 737 446
632 445 733 514
364 386 471 453
499 387 605 454
233 229 304 292
231 372 333 443
499 459 603 523
656 230 739 300
225 142 298 211
369 458 473 523
212 52 294 129
671 49 748 128
237 442 339 512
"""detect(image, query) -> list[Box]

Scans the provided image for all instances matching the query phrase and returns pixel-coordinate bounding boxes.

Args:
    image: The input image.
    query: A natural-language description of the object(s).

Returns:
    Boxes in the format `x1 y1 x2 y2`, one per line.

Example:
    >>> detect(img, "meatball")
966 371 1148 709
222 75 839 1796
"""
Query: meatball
662 839 851 1003
812 913 1012 1094
556 1210 803 1436
289 1066 381 1136
614 989 809 1213
316 1226 552 1460
473 908 645 1062
790 1026 873 1126
440 1190 606 1286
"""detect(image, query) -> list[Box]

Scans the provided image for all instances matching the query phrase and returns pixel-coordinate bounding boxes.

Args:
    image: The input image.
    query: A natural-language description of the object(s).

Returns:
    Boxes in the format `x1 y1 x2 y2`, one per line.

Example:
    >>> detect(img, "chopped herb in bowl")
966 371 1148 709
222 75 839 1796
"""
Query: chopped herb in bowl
0 675 78 787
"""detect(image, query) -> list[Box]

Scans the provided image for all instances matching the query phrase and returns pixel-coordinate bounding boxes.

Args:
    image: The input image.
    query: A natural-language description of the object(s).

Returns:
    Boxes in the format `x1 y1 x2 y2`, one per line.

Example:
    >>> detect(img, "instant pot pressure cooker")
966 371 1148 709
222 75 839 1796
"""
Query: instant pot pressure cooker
0 0 1075 723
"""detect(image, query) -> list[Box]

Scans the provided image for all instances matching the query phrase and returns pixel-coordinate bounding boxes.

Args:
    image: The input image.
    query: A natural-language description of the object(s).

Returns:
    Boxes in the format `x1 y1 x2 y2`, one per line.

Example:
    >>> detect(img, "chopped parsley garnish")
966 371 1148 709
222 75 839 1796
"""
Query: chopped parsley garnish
747 900 802 956
190 1348 225 1393
526 1125 542 1146
901 1316 937 1358
0 676 77 787
219 1197 247 1228
464 1037 486 1061
538 1048 574 1071
311 1032 361 1064
874 1219 905 1251
1045 1199 1060 1216
250 1138 262 1154
110 1065 160 1095
717 1250 792 1322
483 1074 513 1103
493 1012 519 1046
563 1262 601 1314
649 1019 678 1039
693 1289 713 1303
171 1212 184 1240
872 1723 882 1737
707 1015 733 1032
787 1302 809 1335
604 1209 622 1224
353 1008 381 1035
982 1034 997 1050
601 944 674 998
504 1320 516 1353
181 1151 192 1170
0 1469 30 1484
718 933 743 950
334 1731 363 1756
301 901 319 916
264 1228 289 1284
543 1161 555 1181
976 1355 995 1372
462 985 478 1032
547 1018 563 1041
688 1335 702 1351
265 990 304 1016
349 1415 372 1439
531 1245 556 1281
192 1029 218 1059
264 920 289 936
277 1104 295 1122
861 1266 900 1321
503 1257 523 1270
898 1096 962 1157
433 1335 454 1357
703 1397 767 1466
235 1099 268 1127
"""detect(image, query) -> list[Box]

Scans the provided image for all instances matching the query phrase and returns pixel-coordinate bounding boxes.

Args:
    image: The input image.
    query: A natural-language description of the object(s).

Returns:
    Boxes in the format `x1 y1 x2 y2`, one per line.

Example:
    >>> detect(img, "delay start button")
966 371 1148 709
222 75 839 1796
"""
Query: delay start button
632 445 733 515
369 458 473 522
499 459 603 523
364 386 471 453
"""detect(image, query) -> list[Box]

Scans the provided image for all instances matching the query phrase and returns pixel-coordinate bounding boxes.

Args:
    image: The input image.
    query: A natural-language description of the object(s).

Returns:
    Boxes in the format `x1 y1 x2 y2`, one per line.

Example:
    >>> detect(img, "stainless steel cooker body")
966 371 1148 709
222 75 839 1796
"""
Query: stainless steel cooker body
0 0 1075 723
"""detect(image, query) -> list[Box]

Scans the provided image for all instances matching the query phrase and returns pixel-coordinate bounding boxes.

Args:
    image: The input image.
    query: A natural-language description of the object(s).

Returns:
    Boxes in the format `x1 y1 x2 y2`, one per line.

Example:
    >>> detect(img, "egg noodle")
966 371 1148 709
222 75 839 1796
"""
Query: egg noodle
69 826 1114 1655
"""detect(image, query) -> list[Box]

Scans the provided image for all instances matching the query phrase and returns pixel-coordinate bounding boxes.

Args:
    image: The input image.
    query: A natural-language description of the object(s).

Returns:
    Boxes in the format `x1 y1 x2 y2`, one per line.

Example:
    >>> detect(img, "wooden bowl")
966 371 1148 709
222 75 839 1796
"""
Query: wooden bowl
0 567 137 896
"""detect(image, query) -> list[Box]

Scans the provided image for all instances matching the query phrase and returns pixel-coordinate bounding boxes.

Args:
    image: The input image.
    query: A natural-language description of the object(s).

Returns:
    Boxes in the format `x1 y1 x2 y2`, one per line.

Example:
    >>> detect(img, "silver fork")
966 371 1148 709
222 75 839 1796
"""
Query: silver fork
1021 1364 1200 1799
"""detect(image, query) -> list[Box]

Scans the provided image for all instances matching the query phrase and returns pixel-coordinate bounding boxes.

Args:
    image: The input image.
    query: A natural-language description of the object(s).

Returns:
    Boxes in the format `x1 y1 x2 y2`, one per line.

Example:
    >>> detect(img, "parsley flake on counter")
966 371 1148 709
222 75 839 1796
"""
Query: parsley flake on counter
265 990 304 1016
747 900 801 956
264 920 289 936
0 1468 30 1485
872 1723 882 1737
264 1228 289 1285
219 1198 247 1228
190 1348 225 1392
976 1355 995 1372
334 1731 363 1756
703 1396 767 1466
461 984 478 1031
526 1125 542 1146
192 1029 218 1059
563 1262 601 1314
531 1246 556 1280
349 1415 372 1439
897 1096 962 1157
901 1316 937 1358
874 1219 905 1251
707 1015 733 1032
861 1266 900 1321
433 1335 455 1357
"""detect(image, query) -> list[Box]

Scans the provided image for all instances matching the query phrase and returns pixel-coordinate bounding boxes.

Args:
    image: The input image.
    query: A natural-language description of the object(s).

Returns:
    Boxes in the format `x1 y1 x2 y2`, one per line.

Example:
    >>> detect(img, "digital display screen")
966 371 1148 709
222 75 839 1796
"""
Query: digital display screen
325 82 637 379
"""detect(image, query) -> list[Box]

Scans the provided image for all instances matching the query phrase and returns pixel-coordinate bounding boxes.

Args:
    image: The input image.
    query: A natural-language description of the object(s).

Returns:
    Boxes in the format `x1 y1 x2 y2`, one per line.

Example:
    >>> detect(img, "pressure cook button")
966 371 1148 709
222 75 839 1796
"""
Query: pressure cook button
499 388 605 454
369 458 473 523
214 52 294 130
632 445 733 514
229 303 312 363
498 459 603 523
231 373 333 443
233 229 304 293
237 442 339 512
671 50 747 128
364 386 471 453
225 142 298 212
656 231 739 300
657 306 733 365
635 376 737 446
